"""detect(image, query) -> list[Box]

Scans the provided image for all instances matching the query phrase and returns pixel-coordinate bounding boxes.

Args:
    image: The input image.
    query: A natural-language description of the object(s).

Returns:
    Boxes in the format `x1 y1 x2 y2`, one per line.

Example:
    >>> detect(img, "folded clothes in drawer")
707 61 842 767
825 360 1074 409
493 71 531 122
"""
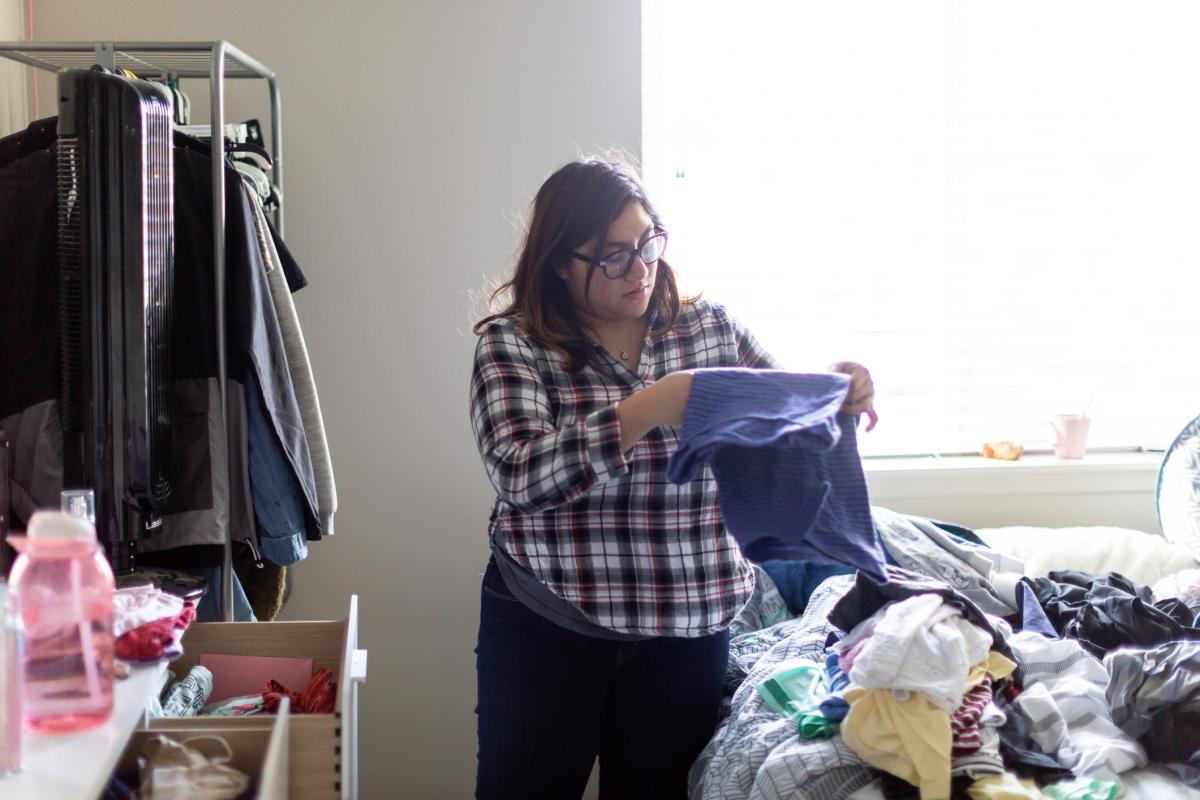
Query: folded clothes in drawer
198 653 315 706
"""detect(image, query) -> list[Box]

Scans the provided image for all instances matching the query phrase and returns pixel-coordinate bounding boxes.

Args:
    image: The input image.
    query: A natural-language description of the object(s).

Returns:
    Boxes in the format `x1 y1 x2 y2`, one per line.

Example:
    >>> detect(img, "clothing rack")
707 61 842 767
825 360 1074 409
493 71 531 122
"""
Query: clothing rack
0 40 283 621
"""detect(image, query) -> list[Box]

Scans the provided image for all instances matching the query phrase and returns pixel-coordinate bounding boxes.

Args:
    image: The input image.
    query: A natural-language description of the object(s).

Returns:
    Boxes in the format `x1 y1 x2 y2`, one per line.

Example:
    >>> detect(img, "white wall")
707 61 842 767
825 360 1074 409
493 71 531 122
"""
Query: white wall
0 0 28 136
27 2 640 796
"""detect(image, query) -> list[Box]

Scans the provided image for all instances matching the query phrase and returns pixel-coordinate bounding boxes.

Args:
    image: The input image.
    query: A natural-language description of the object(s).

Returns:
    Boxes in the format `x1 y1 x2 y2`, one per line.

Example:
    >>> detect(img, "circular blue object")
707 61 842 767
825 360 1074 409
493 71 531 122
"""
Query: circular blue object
1156 414 1200 558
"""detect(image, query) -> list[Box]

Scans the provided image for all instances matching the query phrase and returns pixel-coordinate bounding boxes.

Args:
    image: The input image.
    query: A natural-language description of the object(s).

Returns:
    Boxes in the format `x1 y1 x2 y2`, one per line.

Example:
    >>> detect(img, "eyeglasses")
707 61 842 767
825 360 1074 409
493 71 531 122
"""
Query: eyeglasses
569 230 669 280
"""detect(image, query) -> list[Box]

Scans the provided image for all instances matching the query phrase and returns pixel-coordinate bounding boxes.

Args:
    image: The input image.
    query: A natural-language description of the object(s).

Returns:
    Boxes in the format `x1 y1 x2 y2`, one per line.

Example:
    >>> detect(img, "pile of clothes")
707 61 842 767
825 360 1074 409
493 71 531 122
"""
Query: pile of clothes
690 512 1200 800
113 584 199 663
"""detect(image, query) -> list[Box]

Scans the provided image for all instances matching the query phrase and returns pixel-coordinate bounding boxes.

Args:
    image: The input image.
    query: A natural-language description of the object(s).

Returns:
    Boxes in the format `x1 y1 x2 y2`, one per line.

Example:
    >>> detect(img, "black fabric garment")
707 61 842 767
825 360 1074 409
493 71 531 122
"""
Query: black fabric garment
880 773 974 799
994 693 1076 786
1107 641 1200 782
171 127 306 293
1145 715 1200 777
0 118 321 560
0 148 60 418
828 565 1020 669
137 542 247 571
175 149 320 543
267 217 307 292
1025 570 1200 658
0 115 55 168
0 118 306 293
1016 581 1059 638
925 518 989 547
0 431 10 573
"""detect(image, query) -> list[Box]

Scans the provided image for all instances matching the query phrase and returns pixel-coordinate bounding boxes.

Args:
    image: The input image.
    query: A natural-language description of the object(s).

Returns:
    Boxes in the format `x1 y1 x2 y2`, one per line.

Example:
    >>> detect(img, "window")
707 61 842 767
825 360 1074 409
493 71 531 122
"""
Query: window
643 1 1200 456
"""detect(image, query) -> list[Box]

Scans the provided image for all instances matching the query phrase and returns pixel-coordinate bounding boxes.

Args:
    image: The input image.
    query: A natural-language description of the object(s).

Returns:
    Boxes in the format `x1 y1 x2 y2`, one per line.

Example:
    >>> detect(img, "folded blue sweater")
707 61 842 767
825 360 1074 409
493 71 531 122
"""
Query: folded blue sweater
666 369 888 579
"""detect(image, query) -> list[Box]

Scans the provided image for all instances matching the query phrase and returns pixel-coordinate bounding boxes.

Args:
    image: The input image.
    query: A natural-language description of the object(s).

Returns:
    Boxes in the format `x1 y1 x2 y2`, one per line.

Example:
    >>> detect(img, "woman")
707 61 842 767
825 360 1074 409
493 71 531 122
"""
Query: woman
470 156 876 800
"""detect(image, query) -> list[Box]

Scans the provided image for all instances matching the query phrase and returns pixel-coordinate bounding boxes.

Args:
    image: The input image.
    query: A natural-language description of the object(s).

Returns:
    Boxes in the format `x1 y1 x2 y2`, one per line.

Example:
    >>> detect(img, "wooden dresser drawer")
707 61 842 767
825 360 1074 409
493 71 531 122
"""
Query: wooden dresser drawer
124 699 290 799
165 595 367 799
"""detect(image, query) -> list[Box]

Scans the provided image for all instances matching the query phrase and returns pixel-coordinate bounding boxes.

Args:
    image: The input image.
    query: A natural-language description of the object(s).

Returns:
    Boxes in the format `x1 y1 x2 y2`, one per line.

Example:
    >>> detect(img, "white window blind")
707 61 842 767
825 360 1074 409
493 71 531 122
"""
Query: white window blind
643 0 1200 456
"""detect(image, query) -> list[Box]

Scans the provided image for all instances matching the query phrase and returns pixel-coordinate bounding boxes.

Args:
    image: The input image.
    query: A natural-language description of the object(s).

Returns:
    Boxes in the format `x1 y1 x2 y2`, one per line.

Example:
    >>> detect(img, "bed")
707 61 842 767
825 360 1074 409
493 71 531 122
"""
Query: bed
691 521 1200 800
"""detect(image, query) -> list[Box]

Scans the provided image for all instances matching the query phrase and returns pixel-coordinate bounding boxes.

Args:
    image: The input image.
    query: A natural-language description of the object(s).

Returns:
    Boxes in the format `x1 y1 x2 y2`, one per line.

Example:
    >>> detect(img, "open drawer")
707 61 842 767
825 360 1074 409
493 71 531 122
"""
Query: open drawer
162 595 367 799
123 699 289 799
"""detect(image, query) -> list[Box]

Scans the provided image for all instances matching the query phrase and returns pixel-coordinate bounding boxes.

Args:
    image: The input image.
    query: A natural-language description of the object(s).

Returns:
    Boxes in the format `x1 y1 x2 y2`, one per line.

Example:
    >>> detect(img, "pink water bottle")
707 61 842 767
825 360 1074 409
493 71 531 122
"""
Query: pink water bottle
7 510 115 733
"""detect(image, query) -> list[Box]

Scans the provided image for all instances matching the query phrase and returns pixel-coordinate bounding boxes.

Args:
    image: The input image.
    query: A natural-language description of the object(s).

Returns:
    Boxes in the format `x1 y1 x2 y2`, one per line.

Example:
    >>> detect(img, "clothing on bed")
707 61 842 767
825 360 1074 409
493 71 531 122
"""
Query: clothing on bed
699 524 1200 800
874 507 1023 617
820 649 852 721
761 559 857 616
755 658 840 740
1016 583 1059 638
1006 631 1147 776
1040 775 1121 800
666 369 888 577
728 564 791 639
835 588 1018 798
953 657 1018 784
995 692 1077 786
829 567 1020 667
953 676 998 754
835 593 993 712
965 772 1043 799
842 686 953 798
952 718 1007 781
924 519 991 548
690 574 880 800
1106 641 1200 786
1151 568 1200 612
1024 571 1200 657
881 773 976 799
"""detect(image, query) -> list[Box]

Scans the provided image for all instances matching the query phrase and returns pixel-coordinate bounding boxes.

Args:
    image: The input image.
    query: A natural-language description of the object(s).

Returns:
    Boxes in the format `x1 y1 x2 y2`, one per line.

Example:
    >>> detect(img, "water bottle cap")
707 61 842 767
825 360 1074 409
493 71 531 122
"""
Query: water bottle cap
26 511 96 544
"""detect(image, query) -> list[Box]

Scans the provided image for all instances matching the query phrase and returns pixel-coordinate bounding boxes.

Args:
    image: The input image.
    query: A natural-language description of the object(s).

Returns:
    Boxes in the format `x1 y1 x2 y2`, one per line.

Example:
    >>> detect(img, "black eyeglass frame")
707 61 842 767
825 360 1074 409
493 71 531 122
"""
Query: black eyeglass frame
568 230 670 280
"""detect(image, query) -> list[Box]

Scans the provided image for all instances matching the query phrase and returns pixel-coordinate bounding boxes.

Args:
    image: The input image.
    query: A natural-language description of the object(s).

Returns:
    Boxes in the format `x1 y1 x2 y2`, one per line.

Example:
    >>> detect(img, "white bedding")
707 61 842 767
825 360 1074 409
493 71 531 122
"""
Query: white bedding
977 525 1200 587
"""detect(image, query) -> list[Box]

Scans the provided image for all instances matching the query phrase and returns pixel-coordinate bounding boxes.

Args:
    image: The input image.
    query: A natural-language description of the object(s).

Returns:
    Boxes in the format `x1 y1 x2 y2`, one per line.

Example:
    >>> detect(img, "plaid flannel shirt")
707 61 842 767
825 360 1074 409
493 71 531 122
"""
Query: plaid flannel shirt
470 300 781 637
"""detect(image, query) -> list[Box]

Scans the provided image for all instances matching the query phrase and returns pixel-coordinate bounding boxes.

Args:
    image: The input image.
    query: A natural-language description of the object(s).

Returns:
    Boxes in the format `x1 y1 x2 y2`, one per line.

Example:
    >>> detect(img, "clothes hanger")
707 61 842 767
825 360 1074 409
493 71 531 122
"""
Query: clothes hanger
226 141 272 169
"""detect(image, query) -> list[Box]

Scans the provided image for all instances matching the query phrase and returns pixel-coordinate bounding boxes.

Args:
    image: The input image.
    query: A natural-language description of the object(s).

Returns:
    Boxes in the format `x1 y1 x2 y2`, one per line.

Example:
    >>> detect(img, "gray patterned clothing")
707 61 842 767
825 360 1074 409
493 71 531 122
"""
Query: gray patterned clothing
872 506 1020 617
690 575 879 800
728 565 792 640
722 566 795 701
951 709 1006 779
1008 631 1147 775
1106 641 1200 786
160 666 213 718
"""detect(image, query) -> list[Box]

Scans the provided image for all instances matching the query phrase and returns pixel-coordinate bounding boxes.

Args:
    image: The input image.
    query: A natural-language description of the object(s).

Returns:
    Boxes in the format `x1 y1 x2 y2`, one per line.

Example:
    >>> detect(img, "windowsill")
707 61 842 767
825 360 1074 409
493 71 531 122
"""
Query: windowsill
864 450 1162 474
863 450 1162 500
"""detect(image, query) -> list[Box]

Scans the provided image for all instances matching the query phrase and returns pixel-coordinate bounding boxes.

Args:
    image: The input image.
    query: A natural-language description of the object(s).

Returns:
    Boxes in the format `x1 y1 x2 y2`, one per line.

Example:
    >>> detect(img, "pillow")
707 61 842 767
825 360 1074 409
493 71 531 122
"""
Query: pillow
1157 414 1200 560
977 526 1199 587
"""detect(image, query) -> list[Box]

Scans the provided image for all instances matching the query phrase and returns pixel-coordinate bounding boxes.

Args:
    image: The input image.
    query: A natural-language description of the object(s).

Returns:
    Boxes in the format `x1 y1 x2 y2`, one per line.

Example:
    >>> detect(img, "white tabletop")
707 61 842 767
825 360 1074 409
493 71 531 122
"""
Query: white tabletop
0 660 169 799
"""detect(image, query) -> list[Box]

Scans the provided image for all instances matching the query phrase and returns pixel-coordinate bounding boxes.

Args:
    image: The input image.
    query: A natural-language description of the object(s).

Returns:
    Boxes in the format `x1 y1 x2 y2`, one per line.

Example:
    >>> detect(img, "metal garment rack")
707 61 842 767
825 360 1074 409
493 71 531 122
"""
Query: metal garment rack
0 40 283 621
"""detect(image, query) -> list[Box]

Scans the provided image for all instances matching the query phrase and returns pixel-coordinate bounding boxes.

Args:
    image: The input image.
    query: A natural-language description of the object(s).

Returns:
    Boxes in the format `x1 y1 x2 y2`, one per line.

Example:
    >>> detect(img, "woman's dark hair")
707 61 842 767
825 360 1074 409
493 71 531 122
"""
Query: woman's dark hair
475 155 691 371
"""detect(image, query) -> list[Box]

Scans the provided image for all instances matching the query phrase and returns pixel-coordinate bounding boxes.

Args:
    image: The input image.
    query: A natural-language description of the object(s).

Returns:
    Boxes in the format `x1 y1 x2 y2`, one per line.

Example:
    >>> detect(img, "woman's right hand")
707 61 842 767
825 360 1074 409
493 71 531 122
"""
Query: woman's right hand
617 371 693 453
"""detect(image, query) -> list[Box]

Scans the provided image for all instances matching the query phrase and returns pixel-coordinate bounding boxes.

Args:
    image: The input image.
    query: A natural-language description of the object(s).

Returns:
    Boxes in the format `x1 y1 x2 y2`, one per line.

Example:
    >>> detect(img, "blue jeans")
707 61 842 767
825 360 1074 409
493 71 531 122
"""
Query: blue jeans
185 567 257 622
475 559 729 800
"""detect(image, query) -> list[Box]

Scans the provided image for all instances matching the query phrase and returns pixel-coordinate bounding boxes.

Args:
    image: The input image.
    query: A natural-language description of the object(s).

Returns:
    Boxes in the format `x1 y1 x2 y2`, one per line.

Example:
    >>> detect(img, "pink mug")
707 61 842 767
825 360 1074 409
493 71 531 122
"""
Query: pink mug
1050 415 1090 459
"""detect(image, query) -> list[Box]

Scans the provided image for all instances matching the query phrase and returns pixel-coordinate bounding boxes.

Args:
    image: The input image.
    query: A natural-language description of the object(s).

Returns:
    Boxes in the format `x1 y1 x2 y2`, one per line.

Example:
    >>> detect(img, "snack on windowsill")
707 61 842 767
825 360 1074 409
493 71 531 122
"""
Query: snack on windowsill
981 441 1023 461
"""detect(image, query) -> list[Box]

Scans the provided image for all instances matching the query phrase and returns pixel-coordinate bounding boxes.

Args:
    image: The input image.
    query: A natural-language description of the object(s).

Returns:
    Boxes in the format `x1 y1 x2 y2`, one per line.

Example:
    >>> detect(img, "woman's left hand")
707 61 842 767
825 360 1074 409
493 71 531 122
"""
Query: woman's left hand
829 361 878 431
